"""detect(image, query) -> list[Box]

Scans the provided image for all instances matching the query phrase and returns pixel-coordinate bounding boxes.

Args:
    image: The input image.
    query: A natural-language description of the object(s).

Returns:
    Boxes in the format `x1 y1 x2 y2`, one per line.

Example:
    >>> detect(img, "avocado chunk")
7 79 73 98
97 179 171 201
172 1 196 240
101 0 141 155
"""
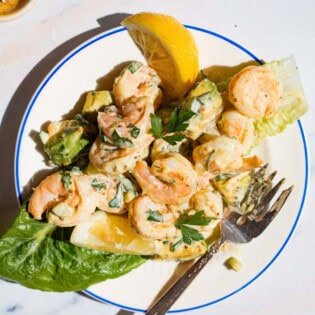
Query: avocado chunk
82 90 113 120
224 256 243 271
43 116 97 167
181 78 223 140
212 172 251 208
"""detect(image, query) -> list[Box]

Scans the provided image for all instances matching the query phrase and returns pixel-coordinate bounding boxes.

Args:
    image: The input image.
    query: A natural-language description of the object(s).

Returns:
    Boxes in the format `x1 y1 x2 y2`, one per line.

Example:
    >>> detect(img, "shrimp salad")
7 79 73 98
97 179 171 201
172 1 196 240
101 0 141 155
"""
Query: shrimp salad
29 56 307 261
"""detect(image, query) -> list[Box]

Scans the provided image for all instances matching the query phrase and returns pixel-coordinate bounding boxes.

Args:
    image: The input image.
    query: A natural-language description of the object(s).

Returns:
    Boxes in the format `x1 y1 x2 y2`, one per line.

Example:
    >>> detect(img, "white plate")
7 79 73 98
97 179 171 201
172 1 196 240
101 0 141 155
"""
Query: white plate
15 26 309 313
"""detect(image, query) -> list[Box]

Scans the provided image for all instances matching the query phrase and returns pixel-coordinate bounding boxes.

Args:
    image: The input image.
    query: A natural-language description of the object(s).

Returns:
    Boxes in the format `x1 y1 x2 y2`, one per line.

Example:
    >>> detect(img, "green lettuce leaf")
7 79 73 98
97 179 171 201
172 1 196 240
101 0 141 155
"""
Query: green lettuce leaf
0 203 146 292
254 56 308 137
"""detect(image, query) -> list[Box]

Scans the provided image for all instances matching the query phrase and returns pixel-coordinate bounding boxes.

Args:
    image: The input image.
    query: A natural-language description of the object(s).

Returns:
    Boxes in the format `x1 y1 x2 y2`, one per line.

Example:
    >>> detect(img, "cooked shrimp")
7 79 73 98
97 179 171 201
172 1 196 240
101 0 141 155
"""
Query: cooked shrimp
151 135 187 161
218 110 256 154
189 186 223 231
228 65 281 118
89 134 154 175
193 135 263 175
197 174 211 189
133 153 198 205
113 61 162 109
193 135 243 175
97 96 153 143
28 171 128 227
28 172 79 221
182 78 224 140
82 175 128 215
48 173 120 226
129 195 176 240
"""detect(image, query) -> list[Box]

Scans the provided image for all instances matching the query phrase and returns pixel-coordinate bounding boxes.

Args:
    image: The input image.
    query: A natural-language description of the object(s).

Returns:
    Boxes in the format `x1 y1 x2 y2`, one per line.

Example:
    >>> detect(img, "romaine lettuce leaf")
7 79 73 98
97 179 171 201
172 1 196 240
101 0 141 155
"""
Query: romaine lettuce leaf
0 203 146 292
254 56 308 137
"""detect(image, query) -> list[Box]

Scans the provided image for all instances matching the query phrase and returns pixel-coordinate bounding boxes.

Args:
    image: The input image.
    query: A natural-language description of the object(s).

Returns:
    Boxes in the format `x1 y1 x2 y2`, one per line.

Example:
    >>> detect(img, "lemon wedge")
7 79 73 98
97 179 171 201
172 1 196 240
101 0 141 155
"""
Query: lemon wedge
122 12 199 100
70 211 212 260
70 211 157 255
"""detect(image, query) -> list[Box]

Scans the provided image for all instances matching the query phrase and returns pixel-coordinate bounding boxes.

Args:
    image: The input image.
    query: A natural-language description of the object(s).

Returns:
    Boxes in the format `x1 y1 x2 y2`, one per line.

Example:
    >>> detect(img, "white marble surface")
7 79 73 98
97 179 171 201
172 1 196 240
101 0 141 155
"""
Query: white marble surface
0 0 314 314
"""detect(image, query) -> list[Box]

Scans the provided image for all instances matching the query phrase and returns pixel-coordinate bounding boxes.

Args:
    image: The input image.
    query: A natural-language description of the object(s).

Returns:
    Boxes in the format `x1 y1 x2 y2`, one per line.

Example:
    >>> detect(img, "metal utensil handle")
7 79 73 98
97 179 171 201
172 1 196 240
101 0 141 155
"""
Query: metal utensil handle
146 239 223 315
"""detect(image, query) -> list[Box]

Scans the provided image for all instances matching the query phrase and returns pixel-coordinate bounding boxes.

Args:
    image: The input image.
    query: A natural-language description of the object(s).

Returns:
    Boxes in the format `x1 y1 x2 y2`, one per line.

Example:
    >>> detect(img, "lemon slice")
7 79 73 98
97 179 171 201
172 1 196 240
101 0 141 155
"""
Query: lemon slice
70 211 157 255
122 12 199 100
0 0 18 15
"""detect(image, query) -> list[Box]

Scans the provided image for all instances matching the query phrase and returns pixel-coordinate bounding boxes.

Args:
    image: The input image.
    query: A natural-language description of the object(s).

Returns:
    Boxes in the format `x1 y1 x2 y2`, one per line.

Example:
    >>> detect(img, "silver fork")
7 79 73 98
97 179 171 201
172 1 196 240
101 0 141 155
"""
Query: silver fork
146 166 293 315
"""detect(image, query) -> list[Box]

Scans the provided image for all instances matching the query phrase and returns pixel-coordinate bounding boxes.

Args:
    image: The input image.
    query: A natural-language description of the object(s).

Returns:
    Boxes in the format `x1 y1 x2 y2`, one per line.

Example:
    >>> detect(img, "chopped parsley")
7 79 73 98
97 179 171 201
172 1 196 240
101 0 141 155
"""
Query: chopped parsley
150 113 163 137
146 209 164 223
127 61 142 74
215 173 235 181
170 238 183 252
180 225 204 245
91 178 107 190
108 177 136 208
99 130 112 144
166 107 196 133
149 107 195 146
174 210 216 246
112 130 134 148
108 182 124 208
61 172 72 190
205 149 215 170
177 210 215 226
162 133 185 146
130 126 140 139
127 123 140 139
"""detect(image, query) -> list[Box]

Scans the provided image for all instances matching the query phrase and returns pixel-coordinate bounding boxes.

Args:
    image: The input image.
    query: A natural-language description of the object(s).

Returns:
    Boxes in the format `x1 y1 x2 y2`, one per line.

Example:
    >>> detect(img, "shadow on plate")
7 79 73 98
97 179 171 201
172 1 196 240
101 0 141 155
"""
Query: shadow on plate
202 60 258 83
0 12 130 236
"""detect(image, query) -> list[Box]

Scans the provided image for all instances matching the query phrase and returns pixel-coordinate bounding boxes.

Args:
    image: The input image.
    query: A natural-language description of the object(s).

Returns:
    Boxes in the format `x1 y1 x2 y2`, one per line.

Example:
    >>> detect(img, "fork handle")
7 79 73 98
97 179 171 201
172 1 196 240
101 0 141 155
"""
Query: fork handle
146 239 223 315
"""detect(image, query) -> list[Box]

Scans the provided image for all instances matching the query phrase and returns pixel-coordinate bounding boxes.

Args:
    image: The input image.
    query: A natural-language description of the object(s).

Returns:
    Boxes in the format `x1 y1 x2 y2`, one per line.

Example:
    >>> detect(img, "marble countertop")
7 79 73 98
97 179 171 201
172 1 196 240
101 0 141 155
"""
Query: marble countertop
0 1 314 314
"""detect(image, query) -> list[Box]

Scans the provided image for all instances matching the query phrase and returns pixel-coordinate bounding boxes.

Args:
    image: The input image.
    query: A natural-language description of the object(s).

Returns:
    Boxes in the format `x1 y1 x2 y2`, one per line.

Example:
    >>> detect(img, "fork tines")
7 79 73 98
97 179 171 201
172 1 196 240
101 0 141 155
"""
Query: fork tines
249 177 286 220
255 185 294 222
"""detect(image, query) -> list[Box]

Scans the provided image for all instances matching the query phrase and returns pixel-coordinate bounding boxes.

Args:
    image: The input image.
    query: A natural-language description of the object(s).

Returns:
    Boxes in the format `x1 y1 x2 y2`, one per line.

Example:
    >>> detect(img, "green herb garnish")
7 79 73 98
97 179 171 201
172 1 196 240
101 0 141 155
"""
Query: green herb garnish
61 172 72 190
99 130 112 144
180 225 204 245
166 108 196 133
205 149 215 170
127 123 140 139
175 210 212 227
162 134 185 145
112 130 134 148
175 210 215 245
109 182 124 208
146 209 164 223
149 109 192 146
215 173 235 181
127 61 142 74
130 126 140 139
150 113 163 137
170 238 183 252
91 178 107 190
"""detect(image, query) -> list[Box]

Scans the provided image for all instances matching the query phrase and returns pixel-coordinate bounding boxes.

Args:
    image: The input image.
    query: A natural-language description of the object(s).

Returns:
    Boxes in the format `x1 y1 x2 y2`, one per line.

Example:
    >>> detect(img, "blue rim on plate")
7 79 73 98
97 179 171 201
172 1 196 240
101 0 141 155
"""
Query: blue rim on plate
14 25 309 313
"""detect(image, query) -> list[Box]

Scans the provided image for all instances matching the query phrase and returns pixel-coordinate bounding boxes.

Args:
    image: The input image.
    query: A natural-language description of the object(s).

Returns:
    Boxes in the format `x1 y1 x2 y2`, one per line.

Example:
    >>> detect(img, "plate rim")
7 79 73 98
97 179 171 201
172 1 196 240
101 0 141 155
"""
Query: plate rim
14 25 309 313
